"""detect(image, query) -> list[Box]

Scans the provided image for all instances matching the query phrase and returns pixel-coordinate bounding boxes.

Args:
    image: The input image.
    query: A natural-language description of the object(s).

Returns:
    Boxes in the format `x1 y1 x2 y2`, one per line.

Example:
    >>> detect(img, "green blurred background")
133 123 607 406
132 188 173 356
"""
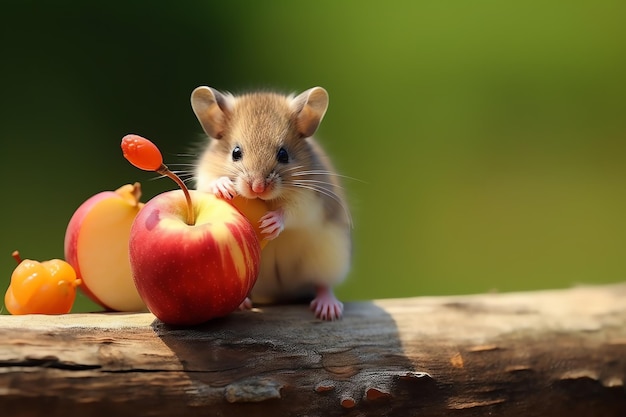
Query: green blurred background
1 1 625 313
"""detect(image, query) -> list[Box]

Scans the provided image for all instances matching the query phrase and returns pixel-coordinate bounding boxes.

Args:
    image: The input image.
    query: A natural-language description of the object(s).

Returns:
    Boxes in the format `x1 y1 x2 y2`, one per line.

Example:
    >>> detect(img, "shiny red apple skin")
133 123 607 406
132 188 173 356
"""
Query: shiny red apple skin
128 190 261 325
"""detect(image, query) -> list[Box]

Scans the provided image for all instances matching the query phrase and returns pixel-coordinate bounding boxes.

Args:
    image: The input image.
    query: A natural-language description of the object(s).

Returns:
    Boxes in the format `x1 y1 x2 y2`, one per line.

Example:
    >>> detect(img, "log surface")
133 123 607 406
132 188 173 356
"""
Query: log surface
1 284 626 416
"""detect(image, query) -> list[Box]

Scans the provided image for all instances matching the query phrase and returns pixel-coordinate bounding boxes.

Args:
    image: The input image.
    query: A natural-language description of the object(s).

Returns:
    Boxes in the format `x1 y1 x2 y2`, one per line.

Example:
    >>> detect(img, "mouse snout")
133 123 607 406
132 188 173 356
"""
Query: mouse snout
239 175 277 200
251 179 266 194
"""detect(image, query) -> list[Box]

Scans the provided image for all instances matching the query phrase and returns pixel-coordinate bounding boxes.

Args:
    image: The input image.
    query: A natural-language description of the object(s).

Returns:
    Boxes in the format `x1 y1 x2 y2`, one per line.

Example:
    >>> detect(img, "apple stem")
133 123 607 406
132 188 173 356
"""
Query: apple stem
156 164 195 225
130 182 142 206
11 250 23 264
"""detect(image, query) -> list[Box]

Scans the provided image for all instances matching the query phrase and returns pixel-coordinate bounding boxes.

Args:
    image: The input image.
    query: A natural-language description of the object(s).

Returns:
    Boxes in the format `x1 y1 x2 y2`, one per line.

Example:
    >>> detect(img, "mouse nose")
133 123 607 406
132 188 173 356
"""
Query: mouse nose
251 179 266 194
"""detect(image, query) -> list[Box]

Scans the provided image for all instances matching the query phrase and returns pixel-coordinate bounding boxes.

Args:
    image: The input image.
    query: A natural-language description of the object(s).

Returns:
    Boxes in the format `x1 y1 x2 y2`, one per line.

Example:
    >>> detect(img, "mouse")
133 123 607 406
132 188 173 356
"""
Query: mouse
190 85 352 320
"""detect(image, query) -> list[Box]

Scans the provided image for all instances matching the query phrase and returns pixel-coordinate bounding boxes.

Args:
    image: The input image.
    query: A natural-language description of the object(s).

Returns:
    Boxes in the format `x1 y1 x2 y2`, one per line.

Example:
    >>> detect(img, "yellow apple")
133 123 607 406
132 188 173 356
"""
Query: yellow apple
229 196 269 249
64 183 146 311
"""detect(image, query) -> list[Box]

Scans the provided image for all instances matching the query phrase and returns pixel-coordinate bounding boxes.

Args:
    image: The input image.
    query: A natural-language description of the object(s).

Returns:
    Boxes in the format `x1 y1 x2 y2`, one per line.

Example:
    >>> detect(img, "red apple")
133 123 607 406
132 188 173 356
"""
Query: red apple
64 183 146 312
128 189 261 325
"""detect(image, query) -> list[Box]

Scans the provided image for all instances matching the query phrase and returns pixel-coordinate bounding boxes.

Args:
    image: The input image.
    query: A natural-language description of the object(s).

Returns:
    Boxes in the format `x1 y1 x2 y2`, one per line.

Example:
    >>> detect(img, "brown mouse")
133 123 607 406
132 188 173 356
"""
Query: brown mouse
191 86 351 320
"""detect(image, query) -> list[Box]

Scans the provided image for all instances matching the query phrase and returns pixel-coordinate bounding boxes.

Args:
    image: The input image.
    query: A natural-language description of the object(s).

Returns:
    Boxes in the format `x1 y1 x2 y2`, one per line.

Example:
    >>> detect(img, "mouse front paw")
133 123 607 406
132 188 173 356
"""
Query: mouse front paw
259 209 285 240
210 176 236 200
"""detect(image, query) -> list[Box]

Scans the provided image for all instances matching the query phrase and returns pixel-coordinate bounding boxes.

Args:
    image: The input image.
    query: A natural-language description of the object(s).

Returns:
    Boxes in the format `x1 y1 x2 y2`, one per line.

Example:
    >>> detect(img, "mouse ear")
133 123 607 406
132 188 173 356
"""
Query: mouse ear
190 87 233 139
290 87 329 138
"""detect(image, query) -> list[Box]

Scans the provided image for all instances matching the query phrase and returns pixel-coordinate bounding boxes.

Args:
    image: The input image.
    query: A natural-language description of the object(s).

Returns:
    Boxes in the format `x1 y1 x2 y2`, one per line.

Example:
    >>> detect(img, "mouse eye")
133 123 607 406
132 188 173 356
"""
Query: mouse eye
277 147 289 164
232 146 243 161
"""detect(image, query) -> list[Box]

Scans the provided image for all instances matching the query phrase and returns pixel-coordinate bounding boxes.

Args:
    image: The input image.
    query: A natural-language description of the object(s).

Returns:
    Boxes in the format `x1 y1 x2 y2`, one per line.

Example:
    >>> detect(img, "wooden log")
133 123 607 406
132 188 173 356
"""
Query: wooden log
1 283 625 416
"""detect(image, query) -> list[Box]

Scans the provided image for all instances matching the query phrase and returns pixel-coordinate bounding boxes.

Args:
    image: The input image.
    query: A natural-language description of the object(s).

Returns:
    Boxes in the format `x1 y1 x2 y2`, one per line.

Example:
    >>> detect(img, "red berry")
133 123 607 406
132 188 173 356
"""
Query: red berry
121 134 163 171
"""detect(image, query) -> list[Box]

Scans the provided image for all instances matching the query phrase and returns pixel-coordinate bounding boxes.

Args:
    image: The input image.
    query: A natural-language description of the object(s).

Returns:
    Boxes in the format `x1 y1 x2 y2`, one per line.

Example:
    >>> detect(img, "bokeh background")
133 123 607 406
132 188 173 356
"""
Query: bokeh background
1 1 625 313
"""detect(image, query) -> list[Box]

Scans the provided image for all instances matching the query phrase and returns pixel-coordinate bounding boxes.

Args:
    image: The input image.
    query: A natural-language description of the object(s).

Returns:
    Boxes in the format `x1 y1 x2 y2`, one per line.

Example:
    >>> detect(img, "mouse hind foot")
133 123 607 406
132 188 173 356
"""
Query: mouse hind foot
310 286 343 321
238 296 253 311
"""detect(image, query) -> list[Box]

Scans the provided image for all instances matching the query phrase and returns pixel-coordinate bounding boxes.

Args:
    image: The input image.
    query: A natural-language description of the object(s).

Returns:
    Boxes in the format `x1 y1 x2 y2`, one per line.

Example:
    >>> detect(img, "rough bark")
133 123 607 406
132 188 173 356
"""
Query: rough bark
1 284 625 416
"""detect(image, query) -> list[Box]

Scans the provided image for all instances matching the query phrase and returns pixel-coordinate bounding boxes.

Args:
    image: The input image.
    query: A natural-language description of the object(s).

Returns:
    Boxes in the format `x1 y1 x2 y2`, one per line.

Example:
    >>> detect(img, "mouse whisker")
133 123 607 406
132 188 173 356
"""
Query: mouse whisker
170 169 194 176
283 182 353 228
280 165 307 175
290 170 365 183
146 170 196 186
169 172 195 181
288 178 346 190
285 168 340 183
286 182 339 202
149 171 193 182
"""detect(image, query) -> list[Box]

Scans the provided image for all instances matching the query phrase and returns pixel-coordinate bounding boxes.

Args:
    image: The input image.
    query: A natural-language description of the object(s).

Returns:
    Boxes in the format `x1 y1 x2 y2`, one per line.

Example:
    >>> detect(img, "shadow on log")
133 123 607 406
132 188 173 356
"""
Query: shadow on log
154 302 437 415
0 283 625 416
